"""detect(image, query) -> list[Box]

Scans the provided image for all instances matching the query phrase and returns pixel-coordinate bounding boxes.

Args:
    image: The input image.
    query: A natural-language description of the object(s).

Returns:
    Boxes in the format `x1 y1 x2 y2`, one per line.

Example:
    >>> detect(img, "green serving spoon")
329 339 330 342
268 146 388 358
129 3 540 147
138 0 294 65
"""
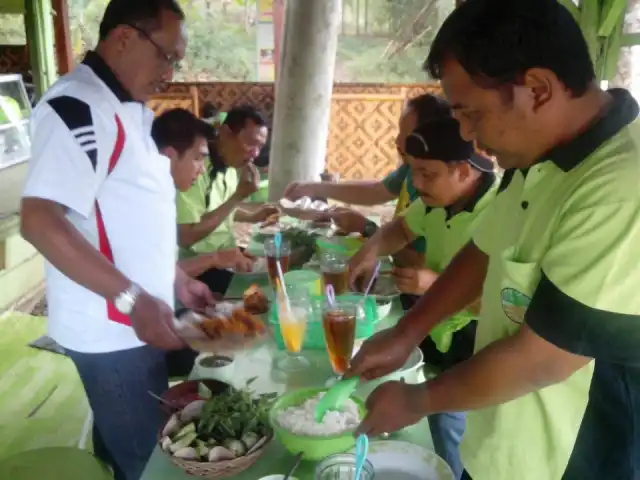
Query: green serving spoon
314 376 360 423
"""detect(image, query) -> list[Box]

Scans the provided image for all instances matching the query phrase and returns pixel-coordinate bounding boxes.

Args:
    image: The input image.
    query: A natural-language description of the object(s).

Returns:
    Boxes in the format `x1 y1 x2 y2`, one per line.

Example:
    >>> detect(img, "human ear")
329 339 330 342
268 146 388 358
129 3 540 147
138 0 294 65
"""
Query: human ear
520 68 554 112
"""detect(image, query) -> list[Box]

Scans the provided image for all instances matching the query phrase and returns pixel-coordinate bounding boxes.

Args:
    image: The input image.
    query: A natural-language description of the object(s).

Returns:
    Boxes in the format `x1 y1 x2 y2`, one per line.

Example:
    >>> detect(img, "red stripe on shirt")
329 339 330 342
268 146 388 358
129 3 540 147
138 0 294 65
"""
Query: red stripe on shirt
95 114 130 325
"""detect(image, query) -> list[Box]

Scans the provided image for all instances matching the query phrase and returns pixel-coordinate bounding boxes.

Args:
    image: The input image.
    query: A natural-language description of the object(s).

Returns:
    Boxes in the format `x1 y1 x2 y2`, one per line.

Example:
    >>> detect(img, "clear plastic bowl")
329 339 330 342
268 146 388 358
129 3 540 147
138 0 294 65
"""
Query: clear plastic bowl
315 453 375 480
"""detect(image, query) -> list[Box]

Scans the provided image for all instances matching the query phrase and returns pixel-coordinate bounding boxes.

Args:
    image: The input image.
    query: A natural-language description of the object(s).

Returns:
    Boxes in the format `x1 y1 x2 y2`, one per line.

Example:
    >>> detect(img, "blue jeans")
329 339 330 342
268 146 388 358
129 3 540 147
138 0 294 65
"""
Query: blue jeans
429 412 467 480
66 346 197 480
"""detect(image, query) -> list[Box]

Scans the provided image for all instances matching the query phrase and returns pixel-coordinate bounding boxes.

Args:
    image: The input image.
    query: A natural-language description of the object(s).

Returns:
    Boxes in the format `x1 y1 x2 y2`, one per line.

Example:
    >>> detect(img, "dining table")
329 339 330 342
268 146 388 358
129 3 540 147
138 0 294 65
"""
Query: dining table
142 232 436 480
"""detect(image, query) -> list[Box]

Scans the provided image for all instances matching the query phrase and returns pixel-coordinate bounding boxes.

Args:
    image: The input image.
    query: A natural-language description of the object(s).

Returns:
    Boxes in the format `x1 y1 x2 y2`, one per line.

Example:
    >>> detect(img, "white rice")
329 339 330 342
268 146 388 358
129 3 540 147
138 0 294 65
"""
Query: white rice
276 393 361 436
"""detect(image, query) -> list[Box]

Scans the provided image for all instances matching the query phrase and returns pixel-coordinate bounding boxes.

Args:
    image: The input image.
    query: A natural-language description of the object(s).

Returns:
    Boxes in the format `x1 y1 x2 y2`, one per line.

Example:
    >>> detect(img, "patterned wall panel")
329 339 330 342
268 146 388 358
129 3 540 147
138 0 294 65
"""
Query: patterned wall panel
153 82 444 180
326 94 406 180
0 45 30 77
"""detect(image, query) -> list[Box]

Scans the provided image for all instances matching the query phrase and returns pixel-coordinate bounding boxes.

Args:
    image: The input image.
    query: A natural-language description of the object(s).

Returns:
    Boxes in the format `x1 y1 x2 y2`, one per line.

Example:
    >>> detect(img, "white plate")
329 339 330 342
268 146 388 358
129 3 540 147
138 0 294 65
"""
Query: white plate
351 440 454 480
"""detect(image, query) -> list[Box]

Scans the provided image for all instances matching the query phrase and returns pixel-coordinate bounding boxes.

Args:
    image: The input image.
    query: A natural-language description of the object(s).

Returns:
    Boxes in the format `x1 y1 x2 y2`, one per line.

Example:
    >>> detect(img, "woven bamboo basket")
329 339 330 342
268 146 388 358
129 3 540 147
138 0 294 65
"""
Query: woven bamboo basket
163 433 273 479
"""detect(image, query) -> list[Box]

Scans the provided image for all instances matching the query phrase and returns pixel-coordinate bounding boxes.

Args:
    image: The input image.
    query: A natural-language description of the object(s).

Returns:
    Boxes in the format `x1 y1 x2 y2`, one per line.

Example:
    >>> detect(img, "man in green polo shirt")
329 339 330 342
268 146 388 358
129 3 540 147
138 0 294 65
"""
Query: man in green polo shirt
176 105 278 294
282 94 452 264
348 1 640 479
349 117 497 479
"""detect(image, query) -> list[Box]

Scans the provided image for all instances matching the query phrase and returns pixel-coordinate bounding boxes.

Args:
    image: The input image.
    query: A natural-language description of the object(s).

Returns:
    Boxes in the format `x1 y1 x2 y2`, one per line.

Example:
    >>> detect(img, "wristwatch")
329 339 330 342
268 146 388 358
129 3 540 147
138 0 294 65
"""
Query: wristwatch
362 220 379 238
114 283 142 315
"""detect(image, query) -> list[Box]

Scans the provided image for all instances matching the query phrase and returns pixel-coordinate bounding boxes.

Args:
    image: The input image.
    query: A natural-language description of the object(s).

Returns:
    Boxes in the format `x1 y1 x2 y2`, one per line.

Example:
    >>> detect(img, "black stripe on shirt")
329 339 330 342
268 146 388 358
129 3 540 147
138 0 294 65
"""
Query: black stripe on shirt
48 95 98 170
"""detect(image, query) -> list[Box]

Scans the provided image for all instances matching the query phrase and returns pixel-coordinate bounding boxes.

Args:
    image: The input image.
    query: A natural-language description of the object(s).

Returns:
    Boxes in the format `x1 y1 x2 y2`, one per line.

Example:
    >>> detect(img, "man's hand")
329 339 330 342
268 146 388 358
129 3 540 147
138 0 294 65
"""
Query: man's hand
282 181 317 201
234 163 260 200
249 204 280 223
130 292 185 350
356 381 427 437
392 267 438 295
348 247 379 292
329 207 368 234
176 276 216 312
213 248 256 273
346 327 415 381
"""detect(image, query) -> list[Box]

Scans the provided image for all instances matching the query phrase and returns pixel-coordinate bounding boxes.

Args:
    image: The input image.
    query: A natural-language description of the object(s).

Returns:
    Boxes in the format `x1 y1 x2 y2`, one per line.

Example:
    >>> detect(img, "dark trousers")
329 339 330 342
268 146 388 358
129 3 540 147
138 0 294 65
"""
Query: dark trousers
196 267 234 296
461 471 473 480
400 293 477 480
66 346 197 480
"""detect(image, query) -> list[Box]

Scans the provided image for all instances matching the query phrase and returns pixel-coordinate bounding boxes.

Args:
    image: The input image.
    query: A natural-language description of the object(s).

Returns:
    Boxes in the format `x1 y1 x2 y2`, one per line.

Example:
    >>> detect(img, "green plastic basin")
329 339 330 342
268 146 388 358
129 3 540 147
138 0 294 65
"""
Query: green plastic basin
269 387 366 461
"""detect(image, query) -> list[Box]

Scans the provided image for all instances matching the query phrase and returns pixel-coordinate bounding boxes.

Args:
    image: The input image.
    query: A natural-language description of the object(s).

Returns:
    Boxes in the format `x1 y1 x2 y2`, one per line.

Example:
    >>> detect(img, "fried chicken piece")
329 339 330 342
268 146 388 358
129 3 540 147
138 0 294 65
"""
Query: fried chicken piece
243 284 270 315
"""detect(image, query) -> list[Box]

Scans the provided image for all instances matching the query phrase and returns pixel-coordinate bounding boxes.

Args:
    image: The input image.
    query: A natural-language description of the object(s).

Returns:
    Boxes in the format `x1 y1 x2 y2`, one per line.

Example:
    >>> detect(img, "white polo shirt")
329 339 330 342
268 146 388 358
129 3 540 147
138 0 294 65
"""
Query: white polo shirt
22 52 177 353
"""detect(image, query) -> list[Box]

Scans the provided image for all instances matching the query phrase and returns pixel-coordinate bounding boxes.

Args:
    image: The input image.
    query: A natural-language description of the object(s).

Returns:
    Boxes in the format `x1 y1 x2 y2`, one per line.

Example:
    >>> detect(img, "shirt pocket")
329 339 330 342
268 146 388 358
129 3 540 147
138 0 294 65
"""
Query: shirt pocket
499 248 540 325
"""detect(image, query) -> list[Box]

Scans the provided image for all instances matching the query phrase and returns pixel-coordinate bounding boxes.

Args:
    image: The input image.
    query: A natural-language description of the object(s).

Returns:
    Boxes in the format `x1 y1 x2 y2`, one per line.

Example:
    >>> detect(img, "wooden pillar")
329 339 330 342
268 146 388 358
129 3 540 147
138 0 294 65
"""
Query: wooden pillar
52 0 73 74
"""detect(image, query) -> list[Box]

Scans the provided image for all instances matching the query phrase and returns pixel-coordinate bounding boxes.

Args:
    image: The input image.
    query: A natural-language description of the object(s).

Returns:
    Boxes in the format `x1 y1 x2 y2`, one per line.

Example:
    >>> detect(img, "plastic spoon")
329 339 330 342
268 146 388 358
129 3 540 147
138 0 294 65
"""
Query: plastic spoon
353 434 369 480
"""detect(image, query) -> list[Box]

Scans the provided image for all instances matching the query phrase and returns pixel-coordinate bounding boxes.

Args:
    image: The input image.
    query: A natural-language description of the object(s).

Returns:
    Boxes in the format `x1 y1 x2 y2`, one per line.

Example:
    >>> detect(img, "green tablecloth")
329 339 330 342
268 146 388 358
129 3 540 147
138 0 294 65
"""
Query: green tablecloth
141 263 433 480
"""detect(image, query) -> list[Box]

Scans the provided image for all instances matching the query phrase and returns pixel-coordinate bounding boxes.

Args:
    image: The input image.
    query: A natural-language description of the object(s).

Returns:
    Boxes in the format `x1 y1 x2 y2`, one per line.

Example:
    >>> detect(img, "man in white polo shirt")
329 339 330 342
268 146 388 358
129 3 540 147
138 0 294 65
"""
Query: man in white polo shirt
20 1 213 479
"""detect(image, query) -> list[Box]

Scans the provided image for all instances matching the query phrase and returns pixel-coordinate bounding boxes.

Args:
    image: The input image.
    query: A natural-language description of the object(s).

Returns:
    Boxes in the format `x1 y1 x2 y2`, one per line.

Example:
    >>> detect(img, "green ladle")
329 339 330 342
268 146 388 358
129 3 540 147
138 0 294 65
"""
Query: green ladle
314 377 360 423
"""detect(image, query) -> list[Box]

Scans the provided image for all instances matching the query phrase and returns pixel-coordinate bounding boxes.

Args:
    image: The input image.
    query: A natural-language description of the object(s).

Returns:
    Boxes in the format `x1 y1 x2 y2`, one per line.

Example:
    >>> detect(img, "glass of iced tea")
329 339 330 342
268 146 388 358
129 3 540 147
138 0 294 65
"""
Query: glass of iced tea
264 236 291 287
275 288 311 372
322 300 358 377
319 251 349 295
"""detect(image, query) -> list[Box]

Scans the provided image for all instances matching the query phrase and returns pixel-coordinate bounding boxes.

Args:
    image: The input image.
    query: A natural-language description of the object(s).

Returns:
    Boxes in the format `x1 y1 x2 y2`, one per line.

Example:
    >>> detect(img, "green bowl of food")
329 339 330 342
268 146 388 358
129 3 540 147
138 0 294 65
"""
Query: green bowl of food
269 387 366 461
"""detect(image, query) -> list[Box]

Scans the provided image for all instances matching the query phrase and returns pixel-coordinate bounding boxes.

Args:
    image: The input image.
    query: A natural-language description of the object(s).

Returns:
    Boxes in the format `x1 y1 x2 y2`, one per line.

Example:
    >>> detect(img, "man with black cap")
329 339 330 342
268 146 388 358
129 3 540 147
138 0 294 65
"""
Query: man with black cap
349 116 497 479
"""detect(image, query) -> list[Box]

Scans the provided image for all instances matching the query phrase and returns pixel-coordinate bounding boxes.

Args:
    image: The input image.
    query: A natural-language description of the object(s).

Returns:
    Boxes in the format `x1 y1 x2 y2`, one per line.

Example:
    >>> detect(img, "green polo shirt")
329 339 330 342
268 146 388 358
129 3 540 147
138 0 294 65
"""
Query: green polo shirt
461 89 640 480
382 164 425 254
402 172 499 352
176 156 238 258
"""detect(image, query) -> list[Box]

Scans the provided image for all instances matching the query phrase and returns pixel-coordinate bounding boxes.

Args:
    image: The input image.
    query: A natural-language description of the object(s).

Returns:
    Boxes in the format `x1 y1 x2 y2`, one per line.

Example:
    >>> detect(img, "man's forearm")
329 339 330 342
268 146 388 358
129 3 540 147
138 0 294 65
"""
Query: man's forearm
178 254 219 278
417 326 592 414
21 199 130 300
370 218 414 257
179 196 241 247
316 182 395 206
397 241 488 340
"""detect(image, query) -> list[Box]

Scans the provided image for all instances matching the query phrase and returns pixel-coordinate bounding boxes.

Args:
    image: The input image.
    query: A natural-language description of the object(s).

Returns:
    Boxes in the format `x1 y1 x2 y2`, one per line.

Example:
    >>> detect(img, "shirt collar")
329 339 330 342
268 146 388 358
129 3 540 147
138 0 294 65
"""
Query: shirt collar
425 170 496 219
208 135 228 176
82 51 135 103
540 88 639 172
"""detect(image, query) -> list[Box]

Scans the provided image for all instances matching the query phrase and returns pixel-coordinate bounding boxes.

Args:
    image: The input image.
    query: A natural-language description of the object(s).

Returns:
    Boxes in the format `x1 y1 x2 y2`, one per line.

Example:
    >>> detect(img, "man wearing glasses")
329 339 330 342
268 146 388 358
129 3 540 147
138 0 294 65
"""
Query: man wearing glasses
21 1 213 478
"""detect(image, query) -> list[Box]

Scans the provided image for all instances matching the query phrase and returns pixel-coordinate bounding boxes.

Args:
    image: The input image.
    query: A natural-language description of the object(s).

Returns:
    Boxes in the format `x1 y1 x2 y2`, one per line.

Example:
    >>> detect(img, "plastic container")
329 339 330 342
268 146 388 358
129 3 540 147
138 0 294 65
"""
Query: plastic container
316 237 364 258
269 387 366 461
315 453 375 480
268 293 379 350
283 270 323 297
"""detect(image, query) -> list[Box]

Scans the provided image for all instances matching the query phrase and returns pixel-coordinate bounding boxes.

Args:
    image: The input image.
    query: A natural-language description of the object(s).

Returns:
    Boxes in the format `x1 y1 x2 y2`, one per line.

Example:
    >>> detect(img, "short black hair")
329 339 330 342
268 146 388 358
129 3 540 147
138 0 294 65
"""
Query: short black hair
406 94 452 124
99 0 185 41
223 105 267 133
152 108 214 155
201 102 218 119
425 0 595 98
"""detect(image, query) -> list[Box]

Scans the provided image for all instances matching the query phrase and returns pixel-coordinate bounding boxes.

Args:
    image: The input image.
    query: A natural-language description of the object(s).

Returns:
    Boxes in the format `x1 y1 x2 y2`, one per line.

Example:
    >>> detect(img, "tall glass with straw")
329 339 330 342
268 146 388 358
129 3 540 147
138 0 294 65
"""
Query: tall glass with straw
322 262 381 384
273 232 310 371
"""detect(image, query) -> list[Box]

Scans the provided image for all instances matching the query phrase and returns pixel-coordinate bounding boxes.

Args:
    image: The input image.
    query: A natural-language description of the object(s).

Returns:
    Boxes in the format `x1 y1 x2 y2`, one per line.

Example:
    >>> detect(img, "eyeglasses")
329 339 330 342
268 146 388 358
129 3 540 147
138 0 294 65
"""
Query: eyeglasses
125 23 182 71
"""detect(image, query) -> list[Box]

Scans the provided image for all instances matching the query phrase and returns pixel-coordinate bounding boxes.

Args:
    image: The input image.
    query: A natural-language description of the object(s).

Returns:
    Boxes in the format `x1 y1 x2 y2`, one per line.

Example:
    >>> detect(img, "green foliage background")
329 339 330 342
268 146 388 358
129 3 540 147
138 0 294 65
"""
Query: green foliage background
1 0 456 82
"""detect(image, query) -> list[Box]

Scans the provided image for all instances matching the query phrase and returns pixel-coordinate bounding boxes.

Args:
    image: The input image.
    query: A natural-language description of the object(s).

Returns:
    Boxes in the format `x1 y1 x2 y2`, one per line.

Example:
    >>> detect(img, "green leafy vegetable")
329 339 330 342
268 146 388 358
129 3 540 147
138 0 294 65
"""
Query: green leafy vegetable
197 379 275 444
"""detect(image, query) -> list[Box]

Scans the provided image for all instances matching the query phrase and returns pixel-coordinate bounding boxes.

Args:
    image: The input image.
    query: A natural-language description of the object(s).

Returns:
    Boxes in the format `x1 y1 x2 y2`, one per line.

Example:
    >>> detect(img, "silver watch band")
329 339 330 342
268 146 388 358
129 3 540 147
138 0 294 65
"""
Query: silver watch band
114 283 142 315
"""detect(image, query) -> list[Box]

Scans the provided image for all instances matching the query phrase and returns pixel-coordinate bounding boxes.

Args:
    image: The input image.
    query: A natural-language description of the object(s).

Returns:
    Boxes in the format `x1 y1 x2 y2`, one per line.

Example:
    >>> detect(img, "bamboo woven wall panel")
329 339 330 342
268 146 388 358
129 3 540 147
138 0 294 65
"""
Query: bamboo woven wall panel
326 93 406 180
0 46 30 76
154 82 444 180
146 87 199 116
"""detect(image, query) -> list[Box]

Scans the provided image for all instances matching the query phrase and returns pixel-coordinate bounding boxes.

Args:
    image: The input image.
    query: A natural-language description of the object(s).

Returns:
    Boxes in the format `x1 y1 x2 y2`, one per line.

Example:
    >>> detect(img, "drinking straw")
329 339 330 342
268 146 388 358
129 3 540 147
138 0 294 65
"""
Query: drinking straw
364 261 382 297
276 260 292 314
325 284 336 307
274 231 282 256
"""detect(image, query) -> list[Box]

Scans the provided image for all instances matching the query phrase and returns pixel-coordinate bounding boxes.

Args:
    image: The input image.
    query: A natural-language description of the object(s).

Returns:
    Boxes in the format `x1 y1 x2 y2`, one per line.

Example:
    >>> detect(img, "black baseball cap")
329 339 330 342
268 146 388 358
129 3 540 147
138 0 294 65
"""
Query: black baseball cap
405 117 494 172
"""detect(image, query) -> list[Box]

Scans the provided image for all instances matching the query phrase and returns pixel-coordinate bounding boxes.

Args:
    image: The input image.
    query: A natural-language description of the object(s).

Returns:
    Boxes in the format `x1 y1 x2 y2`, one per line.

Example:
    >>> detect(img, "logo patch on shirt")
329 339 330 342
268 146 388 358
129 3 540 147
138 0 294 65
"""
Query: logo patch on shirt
500 287 531 324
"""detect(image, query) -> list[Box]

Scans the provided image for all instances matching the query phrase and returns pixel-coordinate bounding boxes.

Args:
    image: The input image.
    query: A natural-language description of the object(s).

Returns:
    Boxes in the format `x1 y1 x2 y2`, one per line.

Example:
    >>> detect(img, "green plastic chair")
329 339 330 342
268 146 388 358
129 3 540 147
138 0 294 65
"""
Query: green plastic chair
0 447 112 479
